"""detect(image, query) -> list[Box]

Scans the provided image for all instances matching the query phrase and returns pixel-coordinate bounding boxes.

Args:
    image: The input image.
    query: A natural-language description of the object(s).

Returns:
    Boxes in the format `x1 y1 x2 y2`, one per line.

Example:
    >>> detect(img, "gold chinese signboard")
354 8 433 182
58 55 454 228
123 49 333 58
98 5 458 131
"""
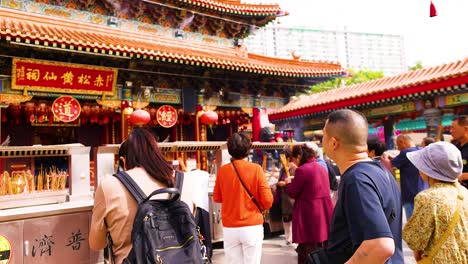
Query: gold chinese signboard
156 105 178 128
444 93 468 107
51 96 81 123
12 58 117 96
363 102 416 117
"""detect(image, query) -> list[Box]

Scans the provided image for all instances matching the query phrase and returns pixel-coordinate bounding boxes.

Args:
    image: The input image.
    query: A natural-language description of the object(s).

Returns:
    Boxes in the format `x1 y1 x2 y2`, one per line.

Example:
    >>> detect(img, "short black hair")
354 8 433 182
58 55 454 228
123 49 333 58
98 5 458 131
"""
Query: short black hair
227 133 251 159
454 115 468 126
326 109 368 146
422 137 435 146
367 138 386 156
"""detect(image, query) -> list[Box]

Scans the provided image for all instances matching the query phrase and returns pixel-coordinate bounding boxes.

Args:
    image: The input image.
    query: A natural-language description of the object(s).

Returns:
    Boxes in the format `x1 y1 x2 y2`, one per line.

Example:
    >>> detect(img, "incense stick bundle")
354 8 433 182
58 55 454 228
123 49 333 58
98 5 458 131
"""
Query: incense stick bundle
0 172 5 195
279 153 291 178
177 158 187 172
6 172 13 195
26 170 34 193
262 154 267 172
0 171 7 195
59 172 68 190
51 172 58 191
37 169 44 191
45 171 50 190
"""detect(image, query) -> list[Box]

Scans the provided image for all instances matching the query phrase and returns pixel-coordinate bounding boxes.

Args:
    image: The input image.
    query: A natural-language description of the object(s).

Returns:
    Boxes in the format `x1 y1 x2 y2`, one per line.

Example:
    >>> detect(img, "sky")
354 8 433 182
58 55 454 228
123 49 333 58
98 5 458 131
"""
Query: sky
245 0 468 68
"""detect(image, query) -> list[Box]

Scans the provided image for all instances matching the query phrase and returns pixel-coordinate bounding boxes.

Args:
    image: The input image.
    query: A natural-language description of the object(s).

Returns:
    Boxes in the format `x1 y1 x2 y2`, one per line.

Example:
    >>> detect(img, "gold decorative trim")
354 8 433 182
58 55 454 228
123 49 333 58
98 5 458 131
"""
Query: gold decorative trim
133 101 150 109
203 105 217 111
241 107 253 115
0 94 33 104
96 99 121 108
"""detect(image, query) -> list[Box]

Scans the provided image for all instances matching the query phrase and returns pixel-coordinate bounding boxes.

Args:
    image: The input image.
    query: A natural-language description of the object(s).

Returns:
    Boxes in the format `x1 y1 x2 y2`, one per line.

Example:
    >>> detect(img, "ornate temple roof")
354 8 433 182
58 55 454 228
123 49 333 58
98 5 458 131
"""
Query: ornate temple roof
269 57 468 121
0 7 343 78
160 0 283 17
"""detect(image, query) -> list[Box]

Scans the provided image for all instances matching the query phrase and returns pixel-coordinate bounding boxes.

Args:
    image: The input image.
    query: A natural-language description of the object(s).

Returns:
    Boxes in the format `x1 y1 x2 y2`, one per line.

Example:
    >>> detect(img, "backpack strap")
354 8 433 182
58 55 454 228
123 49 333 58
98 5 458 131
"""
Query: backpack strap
114 170 184 203
175 170 184 191
114 171 147 204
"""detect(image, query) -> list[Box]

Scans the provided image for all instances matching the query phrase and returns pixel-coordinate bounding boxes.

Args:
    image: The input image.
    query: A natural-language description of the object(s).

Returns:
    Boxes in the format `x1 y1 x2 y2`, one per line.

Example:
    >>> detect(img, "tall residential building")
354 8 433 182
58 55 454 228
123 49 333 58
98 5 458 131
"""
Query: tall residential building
245 25 406 76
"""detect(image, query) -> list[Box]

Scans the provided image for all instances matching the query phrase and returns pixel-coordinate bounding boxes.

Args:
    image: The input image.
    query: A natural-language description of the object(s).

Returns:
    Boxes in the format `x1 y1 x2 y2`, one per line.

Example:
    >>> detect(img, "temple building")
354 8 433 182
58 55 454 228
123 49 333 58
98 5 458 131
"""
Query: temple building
0 0 344 149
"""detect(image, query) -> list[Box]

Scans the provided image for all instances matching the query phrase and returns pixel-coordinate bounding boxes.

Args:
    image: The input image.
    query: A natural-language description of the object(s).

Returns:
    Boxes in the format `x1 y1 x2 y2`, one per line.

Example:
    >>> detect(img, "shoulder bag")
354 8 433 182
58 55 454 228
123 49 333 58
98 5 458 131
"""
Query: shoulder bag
418 186 464 264
231 161 266 218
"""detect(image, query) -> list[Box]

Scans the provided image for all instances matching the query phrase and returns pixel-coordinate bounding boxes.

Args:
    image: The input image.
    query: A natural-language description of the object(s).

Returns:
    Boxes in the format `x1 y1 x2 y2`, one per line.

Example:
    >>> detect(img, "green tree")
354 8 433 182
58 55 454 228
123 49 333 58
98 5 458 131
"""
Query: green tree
410 61 423 70
308 69 384 94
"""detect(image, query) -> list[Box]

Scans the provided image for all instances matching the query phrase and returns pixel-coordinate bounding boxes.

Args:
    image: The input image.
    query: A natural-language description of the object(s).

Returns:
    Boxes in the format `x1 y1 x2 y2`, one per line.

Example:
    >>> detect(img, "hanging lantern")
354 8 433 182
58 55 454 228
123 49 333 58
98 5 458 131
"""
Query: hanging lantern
200 110 218 125
130 109 151 126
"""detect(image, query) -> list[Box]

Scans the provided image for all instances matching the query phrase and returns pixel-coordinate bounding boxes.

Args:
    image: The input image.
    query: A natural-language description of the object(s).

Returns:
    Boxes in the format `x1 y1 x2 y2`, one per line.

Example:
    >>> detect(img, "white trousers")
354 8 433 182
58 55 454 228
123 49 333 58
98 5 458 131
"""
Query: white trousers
283 221 292 243
223 225 264 264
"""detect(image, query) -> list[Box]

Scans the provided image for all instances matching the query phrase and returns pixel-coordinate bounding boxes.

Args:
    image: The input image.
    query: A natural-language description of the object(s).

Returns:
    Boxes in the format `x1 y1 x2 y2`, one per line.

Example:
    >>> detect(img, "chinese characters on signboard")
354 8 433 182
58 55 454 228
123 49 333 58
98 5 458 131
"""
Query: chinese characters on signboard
12 58 117 96
31 230 85 259
156 105 178 128
51 96 81 123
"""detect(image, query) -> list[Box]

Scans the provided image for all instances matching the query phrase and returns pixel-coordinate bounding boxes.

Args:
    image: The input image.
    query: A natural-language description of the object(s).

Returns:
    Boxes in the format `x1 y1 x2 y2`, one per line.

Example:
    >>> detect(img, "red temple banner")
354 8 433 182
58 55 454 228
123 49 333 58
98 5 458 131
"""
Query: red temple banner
52 96 81 123
12 58 117 96
156 105 178 128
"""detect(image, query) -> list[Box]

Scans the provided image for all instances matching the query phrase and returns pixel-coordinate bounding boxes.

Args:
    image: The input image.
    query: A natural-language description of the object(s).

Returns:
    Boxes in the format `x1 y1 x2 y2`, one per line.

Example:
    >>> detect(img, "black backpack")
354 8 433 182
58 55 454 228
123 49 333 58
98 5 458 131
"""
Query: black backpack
112 170 208 264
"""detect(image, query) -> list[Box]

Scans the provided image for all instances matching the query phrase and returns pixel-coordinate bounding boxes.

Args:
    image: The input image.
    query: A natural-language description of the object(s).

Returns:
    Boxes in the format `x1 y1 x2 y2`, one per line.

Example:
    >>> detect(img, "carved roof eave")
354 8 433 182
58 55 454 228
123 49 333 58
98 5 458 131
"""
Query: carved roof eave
0 8 344 79
153 0 285 18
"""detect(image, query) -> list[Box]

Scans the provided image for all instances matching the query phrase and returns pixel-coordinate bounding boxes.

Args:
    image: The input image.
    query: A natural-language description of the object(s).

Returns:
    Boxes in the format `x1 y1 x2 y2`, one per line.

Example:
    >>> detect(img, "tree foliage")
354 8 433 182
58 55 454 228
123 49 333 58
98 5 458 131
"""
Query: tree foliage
410 61 423 71
309 69 384 94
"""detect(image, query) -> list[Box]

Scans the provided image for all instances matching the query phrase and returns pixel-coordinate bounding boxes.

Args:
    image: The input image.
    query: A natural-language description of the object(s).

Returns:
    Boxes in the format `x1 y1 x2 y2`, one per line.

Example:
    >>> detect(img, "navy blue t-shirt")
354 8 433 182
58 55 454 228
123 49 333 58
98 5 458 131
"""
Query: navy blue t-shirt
327 161 403 264
391 147 428 204
455 142 468 188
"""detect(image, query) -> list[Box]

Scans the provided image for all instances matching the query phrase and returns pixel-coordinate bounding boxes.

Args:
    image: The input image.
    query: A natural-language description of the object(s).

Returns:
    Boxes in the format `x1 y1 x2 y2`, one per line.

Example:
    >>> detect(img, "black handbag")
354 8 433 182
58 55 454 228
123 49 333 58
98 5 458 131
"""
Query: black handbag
305 248 329 264
306 246 355 264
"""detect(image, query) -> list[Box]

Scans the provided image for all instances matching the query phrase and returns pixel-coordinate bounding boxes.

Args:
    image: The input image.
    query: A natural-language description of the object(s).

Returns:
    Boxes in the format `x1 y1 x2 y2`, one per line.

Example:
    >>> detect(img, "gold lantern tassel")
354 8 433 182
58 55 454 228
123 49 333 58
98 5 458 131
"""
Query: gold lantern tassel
262 154 267 172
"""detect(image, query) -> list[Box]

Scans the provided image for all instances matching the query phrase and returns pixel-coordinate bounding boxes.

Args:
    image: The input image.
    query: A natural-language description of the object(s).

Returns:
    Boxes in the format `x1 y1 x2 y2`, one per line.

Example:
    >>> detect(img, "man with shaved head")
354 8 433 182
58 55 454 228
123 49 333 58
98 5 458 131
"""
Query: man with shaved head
321 109 403 264
381 134 428 220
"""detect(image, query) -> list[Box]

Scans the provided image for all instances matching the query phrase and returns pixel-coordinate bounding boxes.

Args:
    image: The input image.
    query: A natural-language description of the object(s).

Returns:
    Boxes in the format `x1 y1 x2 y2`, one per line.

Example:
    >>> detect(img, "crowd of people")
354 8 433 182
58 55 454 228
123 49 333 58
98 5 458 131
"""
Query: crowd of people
89 110 468 264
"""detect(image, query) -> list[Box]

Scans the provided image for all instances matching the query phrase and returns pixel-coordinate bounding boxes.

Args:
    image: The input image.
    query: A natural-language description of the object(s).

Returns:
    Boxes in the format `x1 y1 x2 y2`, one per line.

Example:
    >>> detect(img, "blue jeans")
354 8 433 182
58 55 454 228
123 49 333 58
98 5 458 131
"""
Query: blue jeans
403 202 414 221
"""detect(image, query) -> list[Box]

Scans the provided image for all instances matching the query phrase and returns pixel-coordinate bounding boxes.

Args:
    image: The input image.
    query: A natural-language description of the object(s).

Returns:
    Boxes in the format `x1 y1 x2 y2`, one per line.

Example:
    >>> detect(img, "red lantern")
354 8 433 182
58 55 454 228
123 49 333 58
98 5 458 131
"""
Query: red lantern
200 110 218 125
130 109 151 126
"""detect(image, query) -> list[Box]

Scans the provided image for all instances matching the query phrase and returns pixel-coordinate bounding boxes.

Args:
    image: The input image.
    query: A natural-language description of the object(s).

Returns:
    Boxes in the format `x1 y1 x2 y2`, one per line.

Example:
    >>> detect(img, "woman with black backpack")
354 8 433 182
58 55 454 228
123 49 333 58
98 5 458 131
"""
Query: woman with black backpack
89 128 197 263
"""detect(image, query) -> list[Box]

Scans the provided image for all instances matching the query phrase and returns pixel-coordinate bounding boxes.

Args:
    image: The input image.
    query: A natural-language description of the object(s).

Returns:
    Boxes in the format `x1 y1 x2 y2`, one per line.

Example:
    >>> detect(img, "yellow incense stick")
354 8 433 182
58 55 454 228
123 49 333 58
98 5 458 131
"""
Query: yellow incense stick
279 153 291 178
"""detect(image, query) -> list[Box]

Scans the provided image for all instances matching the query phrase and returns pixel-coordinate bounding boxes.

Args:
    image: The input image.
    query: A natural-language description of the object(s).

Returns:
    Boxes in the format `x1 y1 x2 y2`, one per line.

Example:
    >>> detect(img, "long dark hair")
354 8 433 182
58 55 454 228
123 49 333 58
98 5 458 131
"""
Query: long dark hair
117 140 128 172
124 128 174 187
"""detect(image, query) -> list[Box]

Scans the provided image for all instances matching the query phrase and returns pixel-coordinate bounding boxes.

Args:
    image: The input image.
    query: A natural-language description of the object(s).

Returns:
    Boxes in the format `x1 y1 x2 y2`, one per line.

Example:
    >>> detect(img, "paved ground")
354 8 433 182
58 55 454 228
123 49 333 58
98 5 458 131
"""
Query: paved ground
212 211 417 264
212 235 416 263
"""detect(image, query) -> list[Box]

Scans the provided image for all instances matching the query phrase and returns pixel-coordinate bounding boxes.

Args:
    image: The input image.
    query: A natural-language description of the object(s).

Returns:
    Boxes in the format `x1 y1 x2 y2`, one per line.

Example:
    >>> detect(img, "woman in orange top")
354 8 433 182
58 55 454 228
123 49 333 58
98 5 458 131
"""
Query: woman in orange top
213 133 273 264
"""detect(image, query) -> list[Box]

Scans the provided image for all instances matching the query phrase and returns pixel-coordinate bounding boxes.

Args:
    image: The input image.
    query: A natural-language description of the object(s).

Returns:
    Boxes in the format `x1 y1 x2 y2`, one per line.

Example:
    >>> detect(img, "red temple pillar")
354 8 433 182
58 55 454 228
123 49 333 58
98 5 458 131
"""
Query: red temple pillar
252 97 261 142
